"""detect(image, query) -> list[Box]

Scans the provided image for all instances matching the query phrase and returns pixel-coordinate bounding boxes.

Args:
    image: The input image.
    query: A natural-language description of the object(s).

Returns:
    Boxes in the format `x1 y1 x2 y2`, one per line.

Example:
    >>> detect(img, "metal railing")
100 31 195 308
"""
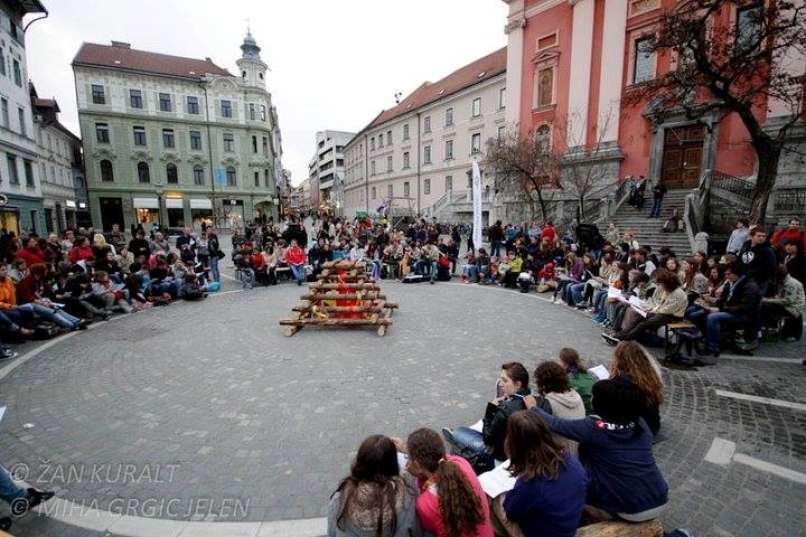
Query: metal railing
773 188 806 213
710 171 755 201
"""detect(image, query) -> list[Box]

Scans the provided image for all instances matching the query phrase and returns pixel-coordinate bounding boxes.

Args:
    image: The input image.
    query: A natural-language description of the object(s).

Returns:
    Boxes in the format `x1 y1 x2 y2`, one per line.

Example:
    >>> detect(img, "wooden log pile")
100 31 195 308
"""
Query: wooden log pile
279 260 397 336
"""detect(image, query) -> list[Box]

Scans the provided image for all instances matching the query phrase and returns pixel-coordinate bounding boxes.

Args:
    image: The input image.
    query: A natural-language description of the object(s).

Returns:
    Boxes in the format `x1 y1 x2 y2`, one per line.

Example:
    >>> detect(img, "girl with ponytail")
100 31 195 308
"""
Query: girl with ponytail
404 428 493 537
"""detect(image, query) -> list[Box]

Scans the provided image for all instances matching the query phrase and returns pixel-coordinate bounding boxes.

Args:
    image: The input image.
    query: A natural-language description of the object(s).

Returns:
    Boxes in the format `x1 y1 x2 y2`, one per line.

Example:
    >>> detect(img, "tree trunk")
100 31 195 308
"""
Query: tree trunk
536 188 548 222
749 145 782 226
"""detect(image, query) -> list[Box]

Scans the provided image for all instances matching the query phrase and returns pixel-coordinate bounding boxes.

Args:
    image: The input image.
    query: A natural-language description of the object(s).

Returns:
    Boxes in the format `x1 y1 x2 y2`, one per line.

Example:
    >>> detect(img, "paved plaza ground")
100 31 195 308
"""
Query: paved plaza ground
0 274 804 537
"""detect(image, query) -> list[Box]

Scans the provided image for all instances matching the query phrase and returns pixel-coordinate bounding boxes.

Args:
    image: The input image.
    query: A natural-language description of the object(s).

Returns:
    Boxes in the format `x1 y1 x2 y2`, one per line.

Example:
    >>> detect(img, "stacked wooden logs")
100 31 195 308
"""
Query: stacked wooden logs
279 260 397 336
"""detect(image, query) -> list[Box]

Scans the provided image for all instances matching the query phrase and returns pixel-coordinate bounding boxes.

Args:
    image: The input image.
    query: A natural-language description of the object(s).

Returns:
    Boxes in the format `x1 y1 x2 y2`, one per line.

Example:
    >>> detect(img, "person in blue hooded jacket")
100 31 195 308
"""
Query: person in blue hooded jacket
525 377 668 522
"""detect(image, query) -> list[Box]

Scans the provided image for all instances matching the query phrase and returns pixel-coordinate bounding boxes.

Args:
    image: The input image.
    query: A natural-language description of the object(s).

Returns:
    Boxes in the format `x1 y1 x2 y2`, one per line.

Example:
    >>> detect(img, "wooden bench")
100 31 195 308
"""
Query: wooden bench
664 319 696 355
275 266 291 281
576 519 663 537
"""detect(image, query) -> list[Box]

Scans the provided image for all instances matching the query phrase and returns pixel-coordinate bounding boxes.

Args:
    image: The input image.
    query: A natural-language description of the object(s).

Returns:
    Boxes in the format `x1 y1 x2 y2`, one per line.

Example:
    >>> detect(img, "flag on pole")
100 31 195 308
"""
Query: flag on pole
472 160 483 250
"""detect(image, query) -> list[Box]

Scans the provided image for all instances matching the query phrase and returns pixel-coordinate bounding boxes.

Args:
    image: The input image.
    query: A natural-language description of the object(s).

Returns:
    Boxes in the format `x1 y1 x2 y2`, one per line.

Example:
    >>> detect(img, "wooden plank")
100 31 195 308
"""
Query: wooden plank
279 318 393 326
293 305 387 313
300 293 386 301
575 520 663 537
311 283 381 290
377 308 393 336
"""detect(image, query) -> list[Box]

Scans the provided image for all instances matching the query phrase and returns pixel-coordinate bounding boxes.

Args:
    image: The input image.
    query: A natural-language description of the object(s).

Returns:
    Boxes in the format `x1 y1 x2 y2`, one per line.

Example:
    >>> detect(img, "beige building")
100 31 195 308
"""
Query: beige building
344 48 506 223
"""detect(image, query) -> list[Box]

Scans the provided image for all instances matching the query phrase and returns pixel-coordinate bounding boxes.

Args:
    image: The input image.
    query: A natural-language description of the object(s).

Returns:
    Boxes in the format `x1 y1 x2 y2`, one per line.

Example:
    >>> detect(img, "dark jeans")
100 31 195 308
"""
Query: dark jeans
491 240 502 258
444 427 494 473
616 313 676 341
1 303 81 330
650 198 663 217
688 309 743 352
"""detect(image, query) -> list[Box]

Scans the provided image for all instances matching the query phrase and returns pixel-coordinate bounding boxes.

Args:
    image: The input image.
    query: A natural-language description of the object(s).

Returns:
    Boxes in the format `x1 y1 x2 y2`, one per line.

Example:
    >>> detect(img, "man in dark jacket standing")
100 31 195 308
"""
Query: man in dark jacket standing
488 220 504 258
738 227 777 296
649 181 667 218
689 261 762 361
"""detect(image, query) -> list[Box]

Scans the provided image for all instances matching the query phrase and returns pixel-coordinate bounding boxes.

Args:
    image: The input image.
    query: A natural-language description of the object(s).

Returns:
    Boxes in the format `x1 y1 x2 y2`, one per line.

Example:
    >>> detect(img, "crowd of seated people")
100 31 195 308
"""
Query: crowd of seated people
329 342 686 537
0 223 225 360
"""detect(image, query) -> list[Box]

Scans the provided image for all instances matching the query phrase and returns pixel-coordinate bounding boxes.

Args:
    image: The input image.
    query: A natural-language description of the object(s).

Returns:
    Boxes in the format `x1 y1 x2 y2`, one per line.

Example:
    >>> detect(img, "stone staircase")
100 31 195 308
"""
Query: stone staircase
608 189 693 255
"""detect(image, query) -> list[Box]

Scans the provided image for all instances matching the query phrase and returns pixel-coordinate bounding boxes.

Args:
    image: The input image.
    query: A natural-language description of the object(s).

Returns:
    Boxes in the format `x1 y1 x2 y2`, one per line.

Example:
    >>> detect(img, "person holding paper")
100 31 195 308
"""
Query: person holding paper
493 411 587 537
442 363 531 474
327 435 422 537
602 269 687 345
525 378 669 523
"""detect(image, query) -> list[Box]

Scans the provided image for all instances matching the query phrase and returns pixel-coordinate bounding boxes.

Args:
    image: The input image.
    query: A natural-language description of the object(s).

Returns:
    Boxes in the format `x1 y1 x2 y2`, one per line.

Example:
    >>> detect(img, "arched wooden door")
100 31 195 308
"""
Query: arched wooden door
661 124 705 188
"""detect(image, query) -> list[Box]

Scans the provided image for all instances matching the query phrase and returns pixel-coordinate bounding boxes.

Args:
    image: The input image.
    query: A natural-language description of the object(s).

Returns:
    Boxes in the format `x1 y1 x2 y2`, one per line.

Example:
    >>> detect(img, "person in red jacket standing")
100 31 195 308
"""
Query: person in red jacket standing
771 217 806 252
285 239 307 286
15 237 46 266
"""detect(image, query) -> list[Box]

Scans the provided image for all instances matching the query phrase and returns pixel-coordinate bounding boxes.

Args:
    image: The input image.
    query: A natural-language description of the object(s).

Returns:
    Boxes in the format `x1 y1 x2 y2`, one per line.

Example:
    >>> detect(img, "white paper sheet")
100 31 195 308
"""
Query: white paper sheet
468 419 484 433
0 406 6 423
479 460 516 498
589 365 610 380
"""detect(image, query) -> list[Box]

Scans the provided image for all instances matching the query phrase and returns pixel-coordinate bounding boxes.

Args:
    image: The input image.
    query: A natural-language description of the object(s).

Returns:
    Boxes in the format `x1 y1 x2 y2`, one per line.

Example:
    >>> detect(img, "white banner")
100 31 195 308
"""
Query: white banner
472 160 483 250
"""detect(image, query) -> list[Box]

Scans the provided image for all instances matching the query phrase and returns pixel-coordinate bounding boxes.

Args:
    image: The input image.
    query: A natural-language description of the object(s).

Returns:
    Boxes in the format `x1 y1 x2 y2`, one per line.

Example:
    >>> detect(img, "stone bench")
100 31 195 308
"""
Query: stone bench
577 519 663 537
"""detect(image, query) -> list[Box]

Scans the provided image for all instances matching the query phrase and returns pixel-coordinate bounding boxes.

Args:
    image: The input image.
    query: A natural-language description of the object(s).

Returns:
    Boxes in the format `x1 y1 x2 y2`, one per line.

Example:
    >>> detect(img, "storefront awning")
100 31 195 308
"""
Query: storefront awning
190 199 212 209
133 197 159 209
165 198 183 209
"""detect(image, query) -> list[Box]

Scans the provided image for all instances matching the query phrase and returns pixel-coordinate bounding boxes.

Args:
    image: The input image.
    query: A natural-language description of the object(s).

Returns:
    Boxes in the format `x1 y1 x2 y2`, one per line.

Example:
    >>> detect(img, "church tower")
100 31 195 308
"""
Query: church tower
236 30 268 89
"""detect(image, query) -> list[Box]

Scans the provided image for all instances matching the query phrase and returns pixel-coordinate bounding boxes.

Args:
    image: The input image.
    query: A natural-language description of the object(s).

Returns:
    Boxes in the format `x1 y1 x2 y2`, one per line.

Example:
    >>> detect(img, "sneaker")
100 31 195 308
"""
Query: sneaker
601 333 620 346
0 347 17 360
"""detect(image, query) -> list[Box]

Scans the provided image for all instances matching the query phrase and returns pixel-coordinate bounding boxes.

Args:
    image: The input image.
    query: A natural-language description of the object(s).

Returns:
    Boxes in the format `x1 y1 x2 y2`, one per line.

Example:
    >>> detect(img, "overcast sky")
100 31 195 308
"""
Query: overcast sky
24 0 508 185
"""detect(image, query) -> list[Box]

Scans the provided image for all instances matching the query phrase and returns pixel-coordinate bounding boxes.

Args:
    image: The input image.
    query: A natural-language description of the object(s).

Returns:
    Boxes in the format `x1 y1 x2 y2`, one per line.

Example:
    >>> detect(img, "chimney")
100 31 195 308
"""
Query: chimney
111 41 131 49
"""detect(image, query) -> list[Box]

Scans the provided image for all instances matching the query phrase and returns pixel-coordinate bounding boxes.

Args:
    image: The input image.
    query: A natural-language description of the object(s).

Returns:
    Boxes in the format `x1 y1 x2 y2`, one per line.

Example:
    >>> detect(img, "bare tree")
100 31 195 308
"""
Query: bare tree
624 0 806 224
555 109 617 221
484 127 561 221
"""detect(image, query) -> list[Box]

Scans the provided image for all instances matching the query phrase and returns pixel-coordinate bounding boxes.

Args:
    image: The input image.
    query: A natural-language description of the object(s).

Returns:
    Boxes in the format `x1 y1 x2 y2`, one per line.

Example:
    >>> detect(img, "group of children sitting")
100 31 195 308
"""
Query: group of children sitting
329 343 679 537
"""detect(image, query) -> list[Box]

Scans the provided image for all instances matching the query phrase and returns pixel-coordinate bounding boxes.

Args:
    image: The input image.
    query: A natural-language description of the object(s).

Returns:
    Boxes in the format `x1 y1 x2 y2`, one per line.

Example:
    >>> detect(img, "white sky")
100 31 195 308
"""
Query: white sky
24 0 508 186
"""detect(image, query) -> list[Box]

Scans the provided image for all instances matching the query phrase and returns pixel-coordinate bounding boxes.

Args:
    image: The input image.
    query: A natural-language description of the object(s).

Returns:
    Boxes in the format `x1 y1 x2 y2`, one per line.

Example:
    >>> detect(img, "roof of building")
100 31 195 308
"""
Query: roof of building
367 47 506 130
8 0 47 15
32 97 58 111
72 41 232 79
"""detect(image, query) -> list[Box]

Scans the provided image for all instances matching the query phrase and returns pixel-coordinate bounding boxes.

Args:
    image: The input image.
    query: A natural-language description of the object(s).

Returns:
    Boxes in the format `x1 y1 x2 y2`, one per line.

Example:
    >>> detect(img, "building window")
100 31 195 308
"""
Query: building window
221 100 232 118
130 89 143 108
423 116 431 133
445 140 454 160
6 155 18 184
23 159 34 188
403 124 409 140
536 124 551 151
388 184 394 198
159 93 172 112
226 166 236 186
403 182 410 197
472 97 481 117
262 136 268 155
162 129 175 149
0 48 5 76
446 107 454 127
249 103 256 120
187 96 199 114
537 67 554 107
260 105 266 121
17 107 25 136
223 133 235 152
190 130 202 150
424 145 432 164
100 159 114 182
264 168 270 187
378 134 384 148
387 130 392 145
252 135 258 153
91 84 105 104
254 171 260 187
371 186 377 199
0 98 8 128
445 175 453 191
499 87 506 109
166 163 178 184
133 126 147 146
737 5 763 51
371 160 376 175
471 133 482 154
137 161 150 183
96 123 110 143
193 165 204 185
370 137 375 151
12 60 22 87
498 125 506 141
386 155 393 172
424 178 431 195
633 36 655 84
403 151 410 169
